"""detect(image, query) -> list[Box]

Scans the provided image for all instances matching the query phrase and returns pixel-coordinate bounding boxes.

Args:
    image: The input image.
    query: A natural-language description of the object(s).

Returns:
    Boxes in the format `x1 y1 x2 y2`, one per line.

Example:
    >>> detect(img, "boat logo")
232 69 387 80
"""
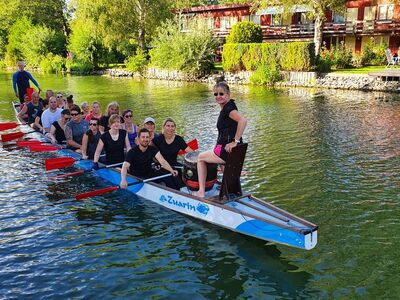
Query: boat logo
159 194 209 216
196 203 209 216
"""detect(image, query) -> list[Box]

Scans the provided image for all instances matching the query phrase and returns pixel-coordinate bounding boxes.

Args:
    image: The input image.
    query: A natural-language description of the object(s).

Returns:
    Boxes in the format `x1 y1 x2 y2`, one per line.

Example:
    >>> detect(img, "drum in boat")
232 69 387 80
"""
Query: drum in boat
183 152 217 191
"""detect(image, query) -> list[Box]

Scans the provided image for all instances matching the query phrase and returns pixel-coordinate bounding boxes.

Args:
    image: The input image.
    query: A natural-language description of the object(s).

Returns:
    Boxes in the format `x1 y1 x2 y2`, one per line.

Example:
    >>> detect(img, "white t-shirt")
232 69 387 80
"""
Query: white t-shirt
41 108 63 130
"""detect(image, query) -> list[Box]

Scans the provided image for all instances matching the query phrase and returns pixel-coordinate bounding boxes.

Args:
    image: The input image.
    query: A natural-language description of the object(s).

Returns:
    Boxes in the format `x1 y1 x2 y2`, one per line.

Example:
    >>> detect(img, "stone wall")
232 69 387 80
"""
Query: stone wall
105 67 400 92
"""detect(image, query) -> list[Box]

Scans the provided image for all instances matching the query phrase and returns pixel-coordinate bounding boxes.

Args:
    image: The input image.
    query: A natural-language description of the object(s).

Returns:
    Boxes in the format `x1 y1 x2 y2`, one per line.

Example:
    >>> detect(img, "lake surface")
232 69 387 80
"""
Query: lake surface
0 71 399 299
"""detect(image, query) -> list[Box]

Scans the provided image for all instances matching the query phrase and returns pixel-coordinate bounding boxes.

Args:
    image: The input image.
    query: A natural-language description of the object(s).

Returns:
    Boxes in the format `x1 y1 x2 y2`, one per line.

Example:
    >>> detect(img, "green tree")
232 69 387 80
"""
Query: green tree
226 21 263 43
4 17 32 66
150 18 217 76
71 0 172 53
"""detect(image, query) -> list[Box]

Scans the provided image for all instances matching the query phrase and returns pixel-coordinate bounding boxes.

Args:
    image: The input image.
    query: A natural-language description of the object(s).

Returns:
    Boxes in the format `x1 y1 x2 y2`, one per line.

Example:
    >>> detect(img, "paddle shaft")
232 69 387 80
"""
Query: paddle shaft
76 173 172 200
49 162 124 179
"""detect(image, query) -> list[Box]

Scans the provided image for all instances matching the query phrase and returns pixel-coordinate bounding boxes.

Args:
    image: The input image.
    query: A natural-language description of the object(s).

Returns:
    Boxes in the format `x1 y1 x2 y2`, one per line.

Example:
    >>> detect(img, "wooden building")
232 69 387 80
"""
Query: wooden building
176 1 400 54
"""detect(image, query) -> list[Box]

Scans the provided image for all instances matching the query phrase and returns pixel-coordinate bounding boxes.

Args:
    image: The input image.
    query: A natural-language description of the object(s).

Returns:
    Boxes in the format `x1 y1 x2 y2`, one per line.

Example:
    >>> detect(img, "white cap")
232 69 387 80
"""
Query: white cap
144 117 155 124
17 61 26 67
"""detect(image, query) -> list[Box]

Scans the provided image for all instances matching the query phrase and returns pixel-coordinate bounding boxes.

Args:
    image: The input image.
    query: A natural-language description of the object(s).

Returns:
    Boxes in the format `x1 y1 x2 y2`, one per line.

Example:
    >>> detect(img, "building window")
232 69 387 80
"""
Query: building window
251 15 261 24
333 12 345 23
272 14 282 26
378 5 394 20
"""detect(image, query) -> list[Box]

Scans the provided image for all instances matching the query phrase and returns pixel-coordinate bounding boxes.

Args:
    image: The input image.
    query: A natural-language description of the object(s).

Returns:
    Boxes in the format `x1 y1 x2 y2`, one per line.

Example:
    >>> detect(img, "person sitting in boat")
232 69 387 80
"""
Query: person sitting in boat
121 109 140 147
64 105 89 152
33 98 48 133
48 109 70 144
85 101 102 121
81 117 102 160
120 128 178 189
66 95 74 110
45 90 54 101
143 117 158 145
17 91 43 130
194 82 247 198
81 102 90 119
41 96 63 133
56 92 66 108
99 101 120 133
93 114 131 165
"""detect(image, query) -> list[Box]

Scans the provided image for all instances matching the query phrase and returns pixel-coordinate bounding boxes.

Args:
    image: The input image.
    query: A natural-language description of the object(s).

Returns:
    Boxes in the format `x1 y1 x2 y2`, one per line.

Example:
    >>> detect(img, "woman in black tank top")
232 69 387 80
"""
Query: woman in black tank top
93 114 131 165
194 82 247 198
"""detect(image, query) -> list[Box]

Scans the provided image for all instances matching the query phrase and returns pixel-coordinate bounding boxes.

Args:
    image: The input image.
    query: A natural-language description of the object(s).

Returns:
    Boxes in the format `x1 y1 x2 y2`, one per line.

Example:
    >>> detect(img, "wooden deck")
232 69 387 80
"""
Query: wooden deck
369 70 400 78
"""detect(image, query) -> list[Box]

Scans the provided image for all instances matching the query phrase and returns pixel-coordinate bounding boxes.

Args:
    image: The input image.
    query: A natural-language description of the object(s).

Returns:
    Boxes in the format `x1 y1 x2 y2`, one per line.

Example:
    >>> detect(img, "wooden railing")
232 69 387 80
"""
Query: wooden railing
207 20 400 39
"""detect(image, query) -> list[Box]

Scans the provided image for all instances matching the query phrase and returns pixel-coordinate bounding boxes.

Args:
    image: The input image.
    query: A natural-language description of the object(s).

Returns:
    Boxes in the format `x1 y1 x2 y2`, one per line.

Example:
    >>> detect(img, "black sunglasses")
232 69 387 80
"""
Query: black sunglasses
89 123 98 126
70 113 79 116
214 92 224 96
124 114 133 118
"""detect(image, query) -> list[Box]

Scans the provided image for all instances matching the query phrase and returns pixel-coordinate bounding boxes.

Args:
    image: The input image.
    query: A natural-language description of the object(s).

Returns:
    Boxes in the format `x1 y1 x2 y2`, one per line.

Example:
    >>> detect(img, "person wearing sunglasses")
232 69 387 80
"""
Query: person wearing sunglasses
121 109 140 147
81 117 102 160
48 109 71 144
194 81 247 198
56 93 66 109
64 105 89 152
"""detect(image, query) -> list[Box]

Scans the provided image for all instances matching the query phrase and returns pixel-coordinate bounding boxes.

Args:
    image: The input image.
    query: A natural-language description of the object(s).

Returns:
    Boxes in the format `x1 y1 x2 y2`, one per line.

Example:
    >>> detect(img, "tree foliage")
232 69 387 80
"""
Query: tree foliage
226 21 263 43
149 18 217 76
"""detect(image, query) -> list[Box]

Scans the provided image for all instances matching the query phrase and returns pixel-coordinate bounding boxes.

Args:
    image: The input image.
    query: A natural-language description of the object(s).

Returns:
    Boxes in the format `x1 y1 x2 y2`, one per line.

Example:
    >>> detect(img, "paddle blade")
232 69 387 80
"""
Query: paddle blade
178 138 198 155
16 140 42 147
48 170 85 179
76 186 119 200
1 131 25 142
45 157 76 170
0 122 18 131
29 144 59 152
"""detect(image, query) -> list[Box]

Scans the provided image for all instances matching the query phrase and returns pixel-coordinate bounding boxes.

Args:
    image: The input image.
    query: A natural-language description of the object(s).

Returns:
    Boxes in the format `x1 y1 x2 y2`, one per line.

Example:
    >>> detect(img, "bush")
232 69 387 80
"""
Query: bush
126 49 148 74
250 63 281 85
39 53 65 73
226 21 263 44
150 18 217 77
361 39 387 66
222 42 314 72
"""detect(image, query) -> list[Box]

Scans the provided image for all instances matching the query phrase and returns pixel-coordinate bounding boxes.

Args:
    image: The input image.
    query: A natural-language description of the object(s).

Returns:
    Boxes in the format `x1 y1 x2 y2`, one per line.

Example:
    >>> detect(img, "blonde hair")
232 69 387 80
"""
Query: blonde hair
106 101 119 115
108 114 121 126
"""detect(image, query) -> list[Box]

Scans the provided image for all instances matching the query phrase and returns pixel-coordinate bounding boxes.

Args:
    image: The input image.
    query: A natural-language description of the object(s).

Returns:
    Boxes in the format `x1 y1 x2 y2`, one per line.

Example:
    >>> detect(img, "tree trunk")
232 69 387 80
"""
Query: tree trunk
314 14 323 57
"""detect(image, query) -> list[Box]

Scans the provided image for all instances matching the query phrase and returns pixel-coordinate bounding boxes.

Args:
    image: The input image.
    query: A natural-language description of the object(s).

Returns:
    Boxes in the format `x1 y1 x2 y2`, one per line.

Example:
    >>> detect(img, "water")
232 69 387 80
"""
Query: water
0 71 400 299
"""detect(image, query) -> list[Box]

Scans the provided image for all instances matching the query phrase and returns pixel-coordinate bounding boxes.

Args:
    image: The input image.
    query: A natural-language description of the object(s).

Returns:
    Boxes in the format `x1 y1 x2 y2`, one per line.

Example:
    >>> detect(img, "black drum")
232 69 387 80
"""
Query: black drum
183 152 217 191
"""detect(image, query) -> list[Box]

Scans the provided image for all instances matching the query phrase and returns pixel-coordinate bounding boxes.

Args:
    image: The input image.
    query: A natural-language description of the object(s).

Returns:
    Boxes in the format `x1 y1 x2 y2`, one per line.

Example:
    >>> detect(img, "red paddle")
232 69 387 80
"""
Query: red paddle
0 122 20 131
1 131 37 142
76 173 172 200
29 144 59 152
48 161 123 178
45 157 76 170
178 138 198 156
16 140 43 147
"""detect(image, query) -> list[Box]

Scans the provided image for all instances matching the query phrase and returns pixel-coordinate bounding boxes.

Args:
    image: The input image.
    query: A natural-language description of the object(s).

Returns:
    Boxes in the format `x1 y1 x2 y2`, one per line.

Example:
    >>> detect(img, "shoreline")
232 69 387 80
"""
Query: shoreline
102 68 400 93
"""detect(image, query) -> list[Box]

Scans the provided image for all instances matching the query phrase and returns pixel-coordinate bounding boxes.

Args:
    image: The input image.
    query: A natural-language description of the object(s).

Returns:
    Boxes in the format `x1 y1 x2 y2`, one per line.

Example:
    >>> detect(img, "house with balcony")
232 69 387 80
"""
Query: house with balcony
176 1 400 55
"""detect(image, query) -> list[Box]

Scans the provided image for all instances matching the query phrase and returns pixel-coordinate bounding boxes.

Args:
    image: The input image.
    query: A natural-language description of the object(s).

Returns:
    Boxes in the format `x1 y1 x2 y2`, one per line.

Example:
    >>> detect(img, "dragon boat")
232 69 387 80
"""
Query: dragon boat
6 102 318 250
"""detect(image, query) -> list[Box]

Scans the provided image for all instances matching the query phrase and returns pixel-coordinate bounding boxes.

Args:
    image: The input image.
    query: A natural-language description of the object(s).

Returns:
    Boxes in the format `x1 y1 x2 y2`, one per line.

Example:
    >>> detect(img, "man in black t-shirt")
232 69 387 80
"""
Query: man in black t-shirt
120 128 178 189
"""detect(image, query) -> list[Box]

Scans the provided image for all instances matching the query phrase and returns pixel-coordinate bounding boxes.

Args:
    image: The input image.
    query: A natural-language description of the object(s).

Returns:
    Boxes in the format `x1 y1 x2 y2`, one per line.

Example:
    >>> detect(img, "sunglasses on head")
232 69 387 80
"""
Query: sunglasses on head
124 114 132 118
89 122 98 126
214 92 224 96
70 113 79 116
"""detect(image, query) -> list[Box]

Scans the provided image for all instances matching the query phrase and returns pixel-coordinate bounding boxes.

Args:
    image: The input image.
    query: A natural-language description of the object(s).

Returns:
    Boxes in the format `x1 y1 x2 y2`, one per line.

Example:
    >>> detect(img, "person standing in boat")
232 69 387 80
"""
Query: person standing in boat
99 101 120 133
194 82 247 198
17 91 43 130
81 117 102 160
93 114 131 166
12 61 41 104
120 128 178 189
48 109 71 144
121 109 140 147
64 105 89 152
